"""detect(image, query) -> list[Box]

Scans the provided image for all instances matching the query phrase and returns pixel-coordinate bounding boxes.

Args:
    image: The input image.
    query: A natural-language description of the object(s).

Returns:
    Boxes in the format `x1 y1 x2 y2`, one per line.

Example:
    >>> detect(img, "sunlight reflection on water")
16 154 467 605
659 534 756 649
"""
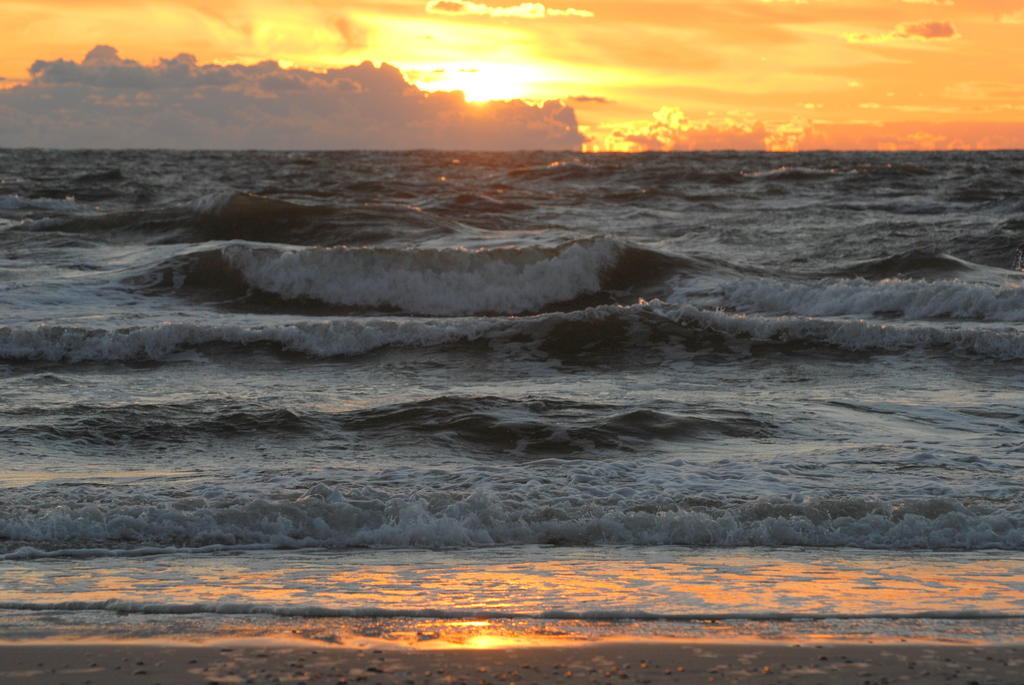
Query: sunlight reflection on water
4 547 1023 616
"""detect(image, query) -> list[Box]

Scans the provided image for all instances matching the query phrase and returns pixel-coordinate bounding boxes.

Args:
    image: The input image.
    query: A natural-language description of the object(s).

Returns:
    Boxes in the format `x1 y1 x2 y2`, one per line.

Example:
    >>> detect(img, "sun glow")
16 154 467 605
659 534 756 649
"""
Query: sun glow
4 0 1024 149
413 63 540 102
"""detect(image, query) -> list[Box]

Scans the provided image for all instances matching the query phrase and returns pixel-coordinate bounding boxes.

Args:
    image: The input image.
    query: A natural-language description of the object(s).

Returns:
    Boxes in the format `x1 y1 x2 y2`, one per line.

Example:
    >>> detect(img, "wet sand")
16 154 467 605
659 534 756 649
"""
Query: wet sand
0 640 1021 684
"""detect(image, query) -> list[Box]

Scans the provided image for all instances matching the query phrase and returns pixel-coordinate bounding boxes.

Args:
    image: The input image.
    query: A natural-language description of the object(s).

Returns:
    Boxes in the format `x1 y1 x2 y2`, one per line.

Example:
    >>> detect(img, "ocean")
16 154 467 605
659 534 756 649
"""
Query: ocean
2 148 1024 647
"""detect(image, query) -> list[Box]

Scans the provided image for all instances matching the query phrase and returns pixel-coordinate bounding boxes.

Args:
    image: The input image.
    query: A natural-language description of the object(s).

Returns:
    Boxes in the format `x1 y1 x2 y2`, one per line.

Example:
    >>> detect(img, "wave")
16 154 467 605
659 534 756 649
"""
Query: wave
1 481 1021 555
0 316 497 363
72 168 125 183
654 303 1024 359
426 192 537 231
1 599 1018 622
186 192 338 239
188 193 455 243
3 401 314 445
133 237 683 316
3 302 1024 363
501 155 939 191
27 192 456 246
507 159 609 182
741 166 842 181
743 161 934 184
934 227 1024 272
832 251 981 281
677 276 1024 321
3 396 774 453
0 195 80 212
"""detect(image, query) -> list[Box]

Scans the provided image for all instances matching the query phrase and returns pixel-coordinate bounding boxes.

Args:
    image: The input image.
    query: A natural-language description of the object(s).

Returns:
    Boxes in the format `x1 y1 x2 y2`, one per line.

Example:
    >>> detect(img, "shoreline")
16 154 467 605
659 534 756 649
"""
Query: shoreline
1 638 1021 684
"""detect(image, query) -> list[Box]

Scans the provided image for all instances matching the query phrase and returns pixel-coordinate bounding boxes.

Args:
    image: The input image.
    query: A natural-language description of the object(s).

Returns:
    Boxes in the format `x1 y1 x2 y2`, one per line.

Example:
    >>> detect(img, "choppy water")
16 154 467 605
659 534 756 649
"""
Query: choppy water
2 149 1024 642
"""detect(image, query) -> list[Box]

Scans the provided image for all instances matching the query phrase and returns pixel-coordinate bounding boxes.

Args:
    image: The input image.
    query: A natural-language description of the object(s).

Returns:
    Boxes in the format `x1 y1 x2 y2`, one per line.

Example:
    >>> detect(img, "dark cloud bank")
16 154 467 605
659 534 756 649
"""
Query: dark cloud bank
0 46 584 150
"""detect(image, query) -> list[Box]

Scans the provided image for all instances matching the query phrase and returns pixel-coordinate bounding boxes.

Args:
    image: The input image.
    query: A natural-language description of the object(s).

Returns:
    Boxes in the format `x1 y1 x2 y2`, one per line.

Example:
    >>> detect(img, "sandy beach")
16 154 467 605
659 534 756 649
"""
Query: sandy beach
0 640 1021 685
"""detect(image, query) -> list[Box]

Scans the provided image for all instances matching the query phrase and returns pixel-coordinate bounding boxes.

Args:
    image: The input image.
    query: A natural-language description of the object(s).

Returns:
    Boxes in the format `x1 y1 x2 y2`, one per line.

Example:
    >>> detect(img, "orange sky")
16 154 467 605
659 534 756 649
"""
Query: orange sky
4 0 1024 150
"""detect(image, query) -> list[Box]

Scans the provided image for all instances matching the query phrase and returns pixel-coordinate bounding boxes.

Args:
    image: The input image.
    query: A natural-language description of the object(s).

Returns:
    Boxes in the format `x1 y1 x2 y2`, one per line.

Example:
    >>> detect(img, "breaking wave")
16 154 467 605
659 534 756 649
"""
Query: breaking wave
2 480 1021 556
679 276 1024 321
133 237 682 315
3 302 1024 363
0 316 496 362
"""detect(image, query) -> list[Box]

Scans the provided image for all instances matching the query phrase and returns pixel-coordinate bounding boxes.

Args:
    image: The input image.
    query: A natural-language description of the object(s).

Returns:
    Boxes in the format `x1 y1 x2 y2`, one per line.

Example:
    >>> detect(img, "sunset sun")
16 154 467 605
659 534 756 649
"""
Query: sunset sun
413 63 538 102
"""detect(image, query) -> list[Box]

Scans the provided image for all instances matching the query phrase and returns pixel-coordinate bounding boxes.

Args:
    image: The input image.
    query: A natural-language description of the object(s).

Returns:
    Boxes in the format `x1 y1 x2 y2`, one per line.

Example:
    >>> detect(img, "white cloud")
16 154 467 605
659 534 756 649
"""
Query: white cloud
0 46 584 150
425 1 593 19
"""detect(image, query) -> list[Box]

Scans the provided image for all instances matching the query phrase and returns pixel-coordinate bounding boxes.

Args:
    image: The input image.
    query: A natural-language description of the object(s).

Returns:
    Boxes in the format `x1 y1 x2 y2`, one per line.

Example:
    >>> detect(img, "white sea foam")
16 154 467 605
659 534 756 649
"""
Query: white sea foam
675 277 1024 321
0 195 79 212
0 544 278 561
654 302 1024 359
217 237 621 315
741 166 840 179
2 479 1021 555
3 301 1024 362
188 192 237 214
0 317 496 362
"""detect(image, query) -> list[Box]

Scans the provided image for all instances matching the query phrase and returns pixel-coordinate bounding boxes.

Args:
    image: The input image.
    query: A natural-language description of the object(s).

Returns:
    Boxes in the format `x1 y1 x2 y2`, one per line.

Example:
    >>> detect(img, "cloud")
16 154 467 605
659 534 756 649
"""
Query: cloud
588 107 767 152
902 0 954 5
847 20 959 43
0 46 584 150
944 81 1024 104
895 20 957 39
425 1 594 19
568 95 612 104
335 17 368 51
1000 9 1024 24
780 120 1024 151
584 108 1024 152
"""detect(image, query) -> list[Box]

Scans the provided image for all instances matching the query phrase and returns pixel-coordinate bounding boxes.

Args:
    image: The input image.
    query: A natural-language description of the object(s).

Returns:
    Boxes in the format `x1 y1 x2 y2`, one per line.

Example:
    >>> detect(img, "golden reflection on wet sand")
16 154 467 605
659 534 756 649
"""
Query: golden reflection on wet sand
5 551 1023 617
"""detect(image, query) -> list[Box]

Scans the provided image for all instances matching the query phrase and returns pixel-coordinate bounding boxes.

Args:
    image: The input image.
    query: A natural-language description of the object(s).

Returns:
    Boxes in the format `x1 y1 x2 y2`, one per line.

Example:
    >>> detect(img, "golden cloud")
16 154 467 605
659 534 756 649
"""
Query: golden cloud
583 107 1024 152
586 107 767 152
846 19 959 44
424 1 593 19
1000 9 1024 24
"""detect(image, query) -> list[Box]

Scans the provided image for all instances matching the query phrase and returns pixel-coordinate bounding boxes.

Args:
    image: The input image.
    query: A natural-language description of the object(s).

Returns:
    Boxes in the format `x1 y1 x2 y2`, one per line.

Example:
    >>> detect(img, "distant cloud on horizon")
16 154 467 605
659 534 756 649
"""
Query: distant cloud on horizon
0 46 584 150
425 1 594 19
590 107 767 152
584 107 1024 152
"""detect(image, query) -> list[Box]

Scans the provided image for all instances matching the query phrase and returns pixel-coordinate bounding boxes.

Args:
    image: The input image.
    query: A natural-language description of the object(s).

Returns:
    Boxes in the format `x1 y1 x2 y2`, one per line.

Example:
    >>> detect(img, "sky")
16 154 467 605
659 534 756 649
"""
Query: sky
2 0 1024 150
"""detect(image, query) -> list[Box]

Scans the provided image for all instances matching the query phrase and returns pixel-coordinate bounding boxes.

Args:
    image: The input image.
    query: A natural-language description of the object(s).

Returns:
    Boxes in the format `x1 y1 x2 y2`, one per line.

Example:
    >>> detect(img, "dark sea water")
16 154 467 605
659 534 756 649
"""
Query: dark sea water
2 149 1024 644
